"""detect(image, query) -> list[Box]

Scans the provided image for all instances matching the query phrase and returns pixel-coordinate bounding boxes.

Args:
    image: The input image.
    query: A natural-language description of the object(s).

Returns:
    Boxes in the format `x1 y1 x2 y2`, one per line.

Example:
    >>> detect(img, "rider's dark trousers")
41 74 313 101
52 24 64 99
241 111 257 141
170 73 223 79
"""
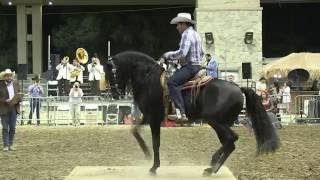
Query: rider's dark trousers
167 64 201 114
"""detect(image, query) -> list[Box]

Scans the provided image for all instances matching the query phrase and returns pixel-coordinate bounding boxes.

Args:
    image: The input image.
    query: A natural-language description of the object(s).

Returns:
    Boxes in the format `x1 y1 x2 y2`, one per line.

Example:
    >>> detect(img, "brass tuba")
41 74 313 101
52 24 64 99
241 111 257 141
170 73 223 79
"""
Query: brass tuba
76 48 88 64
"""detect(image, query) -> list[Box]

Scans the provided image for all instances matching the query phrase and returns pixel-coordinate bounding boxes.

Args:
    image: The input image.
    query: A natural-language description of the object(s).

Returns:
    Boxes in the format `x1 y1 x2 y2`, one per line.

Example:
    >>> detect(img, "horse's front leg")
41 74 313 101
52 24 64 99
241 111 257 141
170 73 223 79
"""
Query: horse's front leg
149 121 161 175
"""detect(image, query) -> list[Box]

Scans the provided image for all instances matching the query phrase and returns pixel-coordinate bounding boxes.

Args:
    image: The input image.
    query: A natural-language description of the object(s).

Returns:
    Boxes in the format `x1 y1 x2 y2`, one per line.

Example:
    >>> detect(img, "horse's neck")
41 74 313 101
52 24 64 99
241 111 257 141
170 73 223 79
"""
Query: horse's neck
131 66 161 95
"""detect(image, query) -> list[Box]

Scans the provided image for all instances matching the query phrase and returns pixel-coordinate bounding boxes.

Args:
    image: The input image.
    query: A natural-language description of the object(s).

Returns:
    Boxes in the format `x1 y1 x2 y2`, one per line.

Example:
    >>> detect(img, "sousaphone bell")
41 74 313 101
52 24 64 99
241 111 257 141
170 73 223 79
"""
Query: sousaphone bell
76 48 88 64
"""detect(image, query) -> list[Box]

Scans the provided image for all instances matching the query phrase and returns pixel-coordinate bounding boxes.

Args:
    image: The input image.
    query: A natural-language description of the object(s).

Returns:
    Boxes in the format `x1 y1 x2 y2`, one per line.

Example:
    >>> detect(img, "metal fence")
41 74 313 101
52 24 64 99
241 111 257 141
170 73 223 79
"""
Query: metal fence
294 94 320 123
18 96 134 126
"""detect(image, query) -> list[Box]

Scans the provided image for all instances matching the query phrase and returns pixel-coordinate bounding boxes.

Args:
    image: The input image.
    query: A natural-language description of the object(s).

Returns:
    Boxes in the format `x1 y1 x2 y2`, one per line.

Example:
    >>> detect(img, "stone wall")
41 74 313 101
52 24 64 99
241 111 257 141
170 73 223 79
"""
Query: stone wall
195 0 263 83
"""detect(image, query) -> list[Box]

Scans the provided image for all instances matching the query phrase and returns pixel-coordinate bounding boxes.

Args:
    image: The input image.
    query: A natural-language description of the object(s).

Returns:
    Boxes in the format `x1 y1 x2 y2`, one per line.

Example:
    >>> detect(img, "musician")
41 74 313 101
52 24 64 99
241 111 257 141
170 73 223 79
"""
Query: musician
56 56 73 96
87 56 104 96
70 59 85 85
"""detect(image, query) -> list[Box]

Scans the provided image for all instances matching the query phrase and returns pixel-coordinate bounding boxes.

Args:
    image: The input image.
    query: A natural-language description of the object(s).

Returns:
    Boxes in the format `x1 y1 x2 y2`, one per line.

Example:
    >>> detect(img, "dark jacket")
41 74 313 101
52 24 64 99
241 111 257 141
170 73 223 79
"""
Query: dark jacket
0 80 21 115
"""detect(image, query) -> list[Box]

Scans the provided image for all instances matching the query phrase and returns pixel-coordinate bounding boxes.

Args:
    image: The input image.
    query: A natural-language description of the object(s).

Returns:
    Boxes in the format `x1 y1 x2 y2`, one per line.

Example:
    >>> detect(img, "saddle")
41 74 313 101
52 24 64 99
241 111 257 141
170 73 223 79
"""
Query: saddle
181 69 213 91
160 69 213 95
160 69 214 120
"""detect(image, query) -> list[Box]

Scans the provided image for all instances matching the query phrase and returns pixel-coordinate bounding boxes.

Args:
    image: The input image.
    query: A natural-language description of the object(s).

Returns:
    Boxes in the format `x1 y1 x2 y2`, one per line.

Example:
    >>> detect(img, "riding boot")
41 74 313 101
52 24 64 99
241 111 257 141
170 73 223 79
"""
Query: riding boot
180 114 188 122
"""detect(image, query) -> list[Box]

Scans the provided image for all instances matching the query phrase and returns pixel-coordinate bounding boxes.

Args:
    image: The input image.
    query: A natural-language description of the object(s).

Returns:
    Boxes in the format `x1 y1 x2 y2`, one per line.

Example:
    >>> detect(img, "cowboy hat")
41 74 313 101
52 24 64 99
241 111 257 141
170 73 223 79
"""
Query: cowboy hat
170 13 195 25
0 69 15 80
31 74 41 81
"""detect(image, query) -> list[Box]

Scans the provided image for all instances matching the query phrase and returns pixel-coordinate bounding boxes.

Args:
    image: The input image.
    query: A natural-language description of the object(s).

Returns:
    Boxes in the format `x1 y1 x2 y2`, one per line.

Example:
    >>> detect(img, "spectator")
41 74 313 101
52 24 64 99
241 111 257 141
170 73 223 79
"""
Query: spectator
261 90 275 113
0 69 23 151
56 56 73 96
87 56 104 96
281 81 291 113
27 75 44 126
69 82 83 126
261 90 282 129
256 77 267 96
205 53 218 78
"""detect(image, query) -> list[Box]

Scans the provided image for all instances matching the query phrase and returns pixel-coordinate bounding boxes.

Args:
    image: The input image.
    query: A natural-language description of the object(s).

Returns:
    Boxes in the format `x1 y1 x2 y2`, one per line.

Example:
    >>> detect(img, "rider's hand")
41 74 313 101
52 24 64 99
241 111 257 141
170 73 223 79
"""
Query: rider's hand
158 57 165 64
162 52 172 60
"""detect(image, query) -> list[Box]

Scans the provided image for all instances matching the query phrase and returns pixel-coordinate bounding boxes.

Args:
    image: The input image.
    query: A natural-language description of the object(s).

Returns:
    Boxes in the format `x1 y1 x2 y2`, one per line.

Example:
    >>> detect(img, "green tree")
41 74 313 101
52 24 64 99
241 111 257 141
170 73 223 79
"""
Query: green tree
52 15 102 59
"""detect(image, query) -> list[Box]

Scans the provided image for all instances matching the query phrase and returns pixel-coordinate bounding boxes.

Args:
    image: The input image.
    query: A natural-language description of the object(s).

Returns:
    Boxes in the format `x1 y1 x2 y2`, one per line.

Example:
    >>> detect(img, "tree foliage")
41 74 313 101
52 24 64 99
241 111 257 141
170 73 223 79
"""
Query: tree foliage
50 8 189 60
52 15 102 59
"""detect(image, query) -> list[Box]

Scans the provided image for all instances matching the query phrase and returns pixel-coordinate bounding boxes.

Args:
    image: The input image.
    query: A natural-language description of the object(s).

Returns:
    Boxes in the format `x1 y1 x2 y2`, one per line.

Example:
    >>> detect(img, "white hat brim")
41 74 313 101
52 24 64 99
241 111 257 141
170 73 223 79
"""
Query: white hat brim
170 17 195 24
0 71 15 80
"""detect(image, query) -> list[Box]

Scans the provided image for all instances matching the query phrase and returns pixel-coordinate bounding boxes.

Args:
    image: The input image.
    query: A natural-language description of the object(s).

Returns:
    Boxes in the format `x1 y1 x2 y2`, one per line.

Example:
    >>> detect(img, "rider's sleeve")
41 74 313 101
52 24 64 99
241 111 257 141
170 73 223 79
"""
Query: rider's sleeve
168 32 191 60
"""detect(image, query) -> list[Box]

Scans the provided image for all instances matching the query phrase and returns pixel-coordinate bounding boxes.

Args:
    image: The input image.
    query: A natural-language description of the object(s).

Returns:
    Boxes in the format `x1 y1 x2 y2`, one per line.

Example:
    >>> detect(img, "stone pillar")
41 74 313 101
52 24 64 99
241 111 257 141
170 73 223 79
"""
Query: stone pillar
16 5 27 65
195 0 263 84
32 5 43 74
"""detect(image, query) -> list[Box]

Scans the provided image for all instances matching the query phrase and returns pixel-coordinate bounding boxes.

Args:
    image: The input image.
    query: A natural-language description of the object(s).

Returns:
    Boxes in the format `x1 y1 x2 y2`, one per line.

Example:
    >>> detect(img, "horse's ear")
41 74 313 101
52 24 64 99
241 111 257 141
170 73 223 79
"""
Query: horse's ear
106 56 115 68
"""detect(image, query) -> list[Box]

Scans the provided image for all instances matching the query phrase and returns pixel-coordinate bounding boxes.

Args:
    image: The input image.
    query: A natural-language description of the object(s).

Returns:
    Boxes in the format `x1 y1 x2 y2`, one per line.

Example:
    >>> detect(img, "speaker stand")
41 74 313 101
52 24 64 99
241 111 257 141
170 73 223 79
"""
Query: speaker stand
20 79 24 92
246 79 249 89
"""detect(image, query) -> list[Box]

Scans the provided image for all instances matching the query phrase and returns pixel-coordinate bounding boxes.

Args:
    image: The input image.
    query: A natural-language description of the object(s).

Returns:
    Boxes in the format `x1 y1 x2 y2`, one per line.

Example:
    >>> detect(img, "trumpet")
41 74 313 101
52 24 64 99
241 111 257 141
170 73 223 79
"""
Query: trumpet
61 56 69 65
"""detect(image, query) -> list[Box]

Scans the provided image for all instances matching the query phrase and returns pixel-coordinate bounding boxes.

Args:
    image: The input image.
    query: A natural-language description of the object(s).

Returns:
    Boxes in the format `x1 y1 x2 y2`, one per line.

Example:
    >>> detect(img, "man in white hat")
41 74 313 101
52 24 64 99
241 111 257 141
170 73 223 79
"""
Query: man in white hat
0 69 22 151
162 12 204 121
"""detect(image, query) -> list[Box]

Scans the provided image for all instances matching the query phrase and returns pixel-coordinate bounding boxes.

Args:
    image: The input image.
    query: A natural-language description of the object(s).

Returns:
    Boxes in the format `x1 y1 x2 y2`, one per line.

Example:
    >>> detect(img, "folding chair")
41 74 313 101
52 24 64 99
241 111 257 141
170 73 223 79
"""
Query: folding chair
106 104 119 125
84 103 99 125
55 103 71 125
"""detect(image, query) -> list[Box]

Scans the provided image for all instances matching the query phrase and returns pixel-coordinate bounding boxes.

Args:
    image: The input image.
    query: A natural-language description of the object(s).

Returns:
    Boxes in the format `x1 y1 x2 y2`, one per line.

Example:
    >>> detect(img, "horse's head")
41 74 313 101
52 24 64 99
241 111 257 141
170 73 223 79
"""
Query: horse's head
106 51 164 100
105 56 126 100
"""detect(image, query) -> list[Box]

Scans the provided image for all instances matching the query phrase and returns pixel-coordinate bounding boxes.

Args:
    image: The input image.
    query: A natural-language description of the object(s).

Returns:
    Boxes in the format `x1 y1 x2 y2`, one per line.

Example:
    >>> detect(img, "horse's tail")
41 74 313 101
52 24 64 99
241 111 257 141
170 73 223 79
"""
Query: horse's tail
241 87 280 154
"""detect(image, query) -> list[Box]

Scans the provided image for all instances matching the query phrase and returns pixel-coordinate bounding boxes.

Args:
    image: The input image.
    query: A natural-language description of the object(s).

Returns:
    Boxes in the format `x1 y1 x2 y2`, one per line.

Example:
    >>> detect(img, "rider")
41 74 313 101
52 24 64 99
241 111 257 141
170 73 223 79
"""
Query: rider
163 12 204 121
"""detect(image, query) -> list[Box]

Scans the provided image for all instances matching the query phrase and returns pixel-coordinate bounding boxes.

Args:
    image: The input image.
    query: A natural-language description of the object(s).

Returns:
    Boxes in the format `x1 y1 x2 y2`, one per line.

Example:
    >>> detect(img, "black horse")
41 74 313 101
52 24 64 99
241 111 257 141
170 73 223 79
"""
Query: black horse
105 51 279 176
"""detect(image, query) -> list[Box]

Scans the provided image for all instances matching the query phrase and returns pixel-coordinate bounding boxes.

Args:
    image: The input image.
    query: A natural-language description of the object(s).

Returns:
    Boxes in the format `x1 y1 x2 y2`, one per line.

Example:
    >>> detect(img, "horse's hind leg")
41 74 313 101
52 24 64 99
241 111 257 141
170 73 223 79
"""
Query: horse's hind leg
203 121 238 176
149 120 161 175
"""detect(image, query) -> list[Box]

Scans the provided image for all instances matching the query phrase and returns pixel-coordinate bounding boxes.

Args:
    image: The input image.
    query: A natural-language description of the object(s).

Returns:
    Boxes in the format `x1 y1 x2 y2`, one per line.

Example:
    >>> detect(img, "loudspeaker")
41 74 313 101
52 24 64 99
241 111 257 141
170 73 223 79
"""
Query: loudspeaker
242 62 252 79
205 32 214 44
17 64 28 80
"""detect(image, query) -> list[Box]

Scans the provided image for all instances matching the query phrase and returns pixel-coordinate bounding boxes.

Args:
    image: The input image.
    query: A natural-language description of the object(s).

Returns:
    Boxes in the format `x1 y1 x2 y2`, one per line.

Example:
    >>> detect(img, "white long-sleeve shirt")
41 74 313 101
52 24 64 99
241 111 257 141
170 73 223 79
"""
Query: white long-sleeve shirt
87 63 104 81
69 88 83 104
70 65 85 83
56 63 73 80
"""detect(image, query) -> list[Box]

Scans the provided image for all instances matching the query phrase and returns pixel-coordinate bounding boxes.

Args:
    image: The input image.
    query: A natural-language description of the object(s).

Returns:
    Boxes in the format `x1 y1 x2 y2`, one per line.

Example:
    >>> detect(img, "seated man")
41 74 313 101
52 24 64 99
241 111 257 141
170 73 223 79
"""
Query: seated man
163 13 204 121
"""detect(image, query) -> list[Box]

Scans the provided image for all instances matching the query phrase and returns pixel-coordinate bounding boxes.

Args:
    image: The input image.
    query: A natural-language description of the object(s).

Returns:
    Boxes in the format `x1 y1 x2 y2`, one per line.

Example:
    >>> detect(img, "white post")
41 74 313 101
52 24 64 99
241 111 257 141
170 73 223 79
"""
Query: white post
224 50 227 80
48 34 51 70
108 41 110 57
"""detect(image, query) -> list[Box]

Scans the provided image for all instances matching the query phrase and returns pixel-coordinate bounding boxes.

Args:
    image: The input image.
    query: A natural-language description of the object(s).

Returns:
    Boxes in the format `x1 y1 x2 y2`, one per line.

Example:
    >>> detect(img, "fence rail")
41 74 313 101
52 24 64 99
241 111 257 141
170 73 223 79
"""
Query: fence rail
18 96 134 126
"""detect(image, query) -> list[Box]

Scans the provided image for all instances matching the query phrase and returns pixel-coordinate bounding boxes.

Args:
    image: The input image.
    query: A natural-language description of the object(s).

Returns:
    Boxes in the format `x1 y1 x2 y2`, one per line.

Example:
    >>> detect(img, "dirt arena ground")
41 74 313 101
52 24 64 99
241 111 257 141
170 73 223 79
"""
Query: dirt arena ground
0 125 319 180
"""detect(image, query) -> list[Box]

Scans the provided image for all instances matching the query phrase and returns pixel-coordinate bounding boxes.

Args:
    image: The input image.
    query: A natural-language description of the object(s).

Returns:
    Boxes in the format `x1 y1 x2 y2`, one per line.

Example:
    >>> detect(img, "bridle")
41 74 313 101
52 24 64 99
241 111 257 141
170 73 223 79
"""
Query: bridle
107 57 125 98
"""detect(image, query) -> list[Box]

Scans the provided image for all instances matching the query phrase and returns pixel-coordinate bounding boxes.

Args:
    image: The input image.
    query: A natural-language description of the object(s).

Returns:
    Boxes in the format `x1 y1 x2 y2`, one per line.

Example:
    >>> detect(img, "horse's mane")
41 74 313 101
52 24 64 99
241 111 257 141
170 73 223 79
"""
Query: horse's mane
113 51 158 69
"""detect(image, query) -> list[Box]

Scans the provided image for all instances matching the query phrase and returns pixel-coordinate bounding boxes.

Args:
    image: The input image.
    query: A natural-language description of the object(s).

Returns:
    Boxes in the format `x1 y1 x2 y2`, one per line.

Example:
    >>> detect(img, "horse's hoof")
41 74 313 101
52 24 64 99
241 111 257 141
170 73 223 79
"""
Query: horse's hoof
202 168 213 177
149 169 157 176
